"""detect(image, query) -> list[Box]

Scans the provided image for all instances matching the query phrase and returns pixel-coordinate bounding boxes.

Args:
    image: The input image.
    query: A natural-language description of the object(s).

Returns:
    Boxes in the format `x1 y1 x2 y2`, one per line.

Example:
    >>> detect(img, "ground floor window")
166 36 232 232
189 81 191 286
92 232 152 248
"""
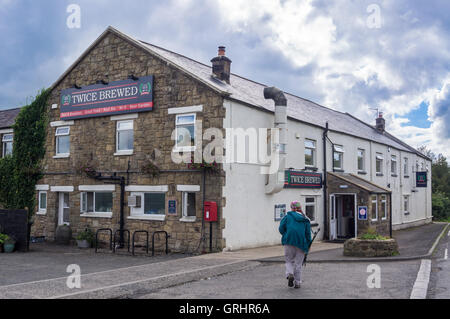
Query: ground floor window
81 192 113 213
38 191 47 214
182 192 196 218
381 195 387 220
130 192 166 216
403 195 410 215
304 197 316 221
371 195 378 221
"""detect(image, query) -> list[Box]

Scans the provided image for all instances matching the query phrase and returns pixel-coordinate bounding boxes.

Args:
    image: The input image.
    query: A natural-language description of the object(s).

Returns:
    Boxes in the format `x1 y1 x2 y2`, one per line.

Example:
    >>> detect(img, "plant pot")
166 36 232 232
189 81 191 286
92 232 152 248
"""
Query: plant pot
4 243 15 253
55 225 72 245
77 240 90 249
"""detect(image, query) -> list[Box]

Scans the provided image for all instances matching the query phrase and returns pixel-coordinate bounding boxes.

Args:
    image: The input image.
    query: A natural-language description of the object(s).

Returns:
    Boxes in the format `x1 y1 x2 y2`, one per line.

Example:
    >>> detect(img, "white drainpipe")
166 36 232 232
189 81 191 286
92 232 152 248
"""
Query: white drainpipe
264 87 287 195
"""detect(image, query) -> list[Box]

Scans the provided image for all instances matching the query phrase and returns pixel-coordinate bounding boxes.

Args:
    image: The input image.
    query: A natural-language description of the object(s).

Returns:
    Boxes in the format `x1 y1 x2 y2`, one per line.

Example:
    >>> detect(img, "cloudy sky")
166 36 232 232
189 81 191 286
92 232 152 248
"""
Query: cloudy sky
0 0 449 157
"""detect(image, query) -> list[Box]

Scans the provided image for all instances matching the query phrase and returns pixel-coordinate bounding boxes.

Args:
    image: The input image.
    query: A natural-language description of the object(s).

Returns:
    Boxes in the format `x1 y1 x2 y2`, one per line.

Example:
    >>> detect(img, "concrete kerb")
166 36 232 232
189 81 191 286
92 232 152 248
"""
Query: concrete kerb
255 223 450 264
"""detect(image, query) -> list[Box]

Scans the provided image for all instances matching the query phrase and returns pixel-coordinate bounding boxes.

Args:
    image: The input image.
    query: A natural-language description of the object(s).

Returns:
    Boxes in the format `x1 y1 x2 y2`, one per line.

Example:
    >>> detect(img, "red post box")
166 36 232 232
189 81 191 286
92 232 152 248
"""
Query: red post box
204 201 218 222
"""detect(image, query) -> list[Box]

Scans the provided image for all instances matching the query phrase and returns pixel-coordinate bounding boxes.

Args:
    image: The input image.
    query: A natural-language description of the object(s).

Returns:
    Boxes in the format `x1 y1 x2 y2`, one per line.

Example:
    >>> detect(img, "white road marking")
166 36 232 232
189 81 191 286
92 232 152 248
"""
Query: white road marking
410 259 432 299
445 249 448 260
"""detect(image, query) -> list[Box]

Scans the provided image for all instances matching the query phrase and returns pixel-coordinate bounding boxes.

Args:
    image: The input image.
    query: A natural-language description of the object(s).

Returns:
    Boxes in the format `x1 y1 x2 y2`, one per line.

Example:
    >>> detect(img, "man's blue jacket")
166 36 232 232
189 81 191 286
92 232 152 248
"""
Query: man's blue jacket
279 211 312 253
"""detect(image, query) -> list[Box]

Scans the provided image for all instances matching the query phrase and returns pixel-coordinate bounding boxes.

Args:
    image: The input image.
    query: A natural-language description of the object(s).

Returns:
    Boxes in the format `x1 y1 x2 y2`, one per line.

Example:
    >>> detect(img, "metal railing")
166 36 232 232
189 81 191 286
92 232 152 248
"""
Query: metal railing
95 228 113 253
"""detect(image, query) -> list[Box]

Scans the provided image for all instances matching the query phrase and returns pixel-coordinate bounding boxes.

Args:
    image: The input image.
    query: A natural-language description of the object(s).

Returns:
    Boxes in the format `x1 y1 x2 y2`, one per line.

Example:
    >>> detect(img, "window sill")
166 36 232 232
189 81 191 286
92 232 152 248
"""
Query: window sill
36 211 47 216
376 173 384 177
404 176 410 179
128 215 166 221
114 150 133 156
357 171 367 175
333 169 344 172
80 212 113 219
404 212 410 216
53 154 70 159
304 166 318 171
391 174 398 177
179 216 197 223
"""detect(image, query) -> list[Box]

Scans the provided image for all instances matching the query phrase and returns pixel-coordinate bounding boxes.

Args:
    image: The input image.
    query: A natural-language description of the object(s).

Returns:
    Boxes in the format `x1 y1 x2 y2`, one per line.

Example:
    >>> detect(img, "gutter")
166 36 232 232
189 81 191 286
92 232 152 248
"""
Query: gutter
323 122 329 240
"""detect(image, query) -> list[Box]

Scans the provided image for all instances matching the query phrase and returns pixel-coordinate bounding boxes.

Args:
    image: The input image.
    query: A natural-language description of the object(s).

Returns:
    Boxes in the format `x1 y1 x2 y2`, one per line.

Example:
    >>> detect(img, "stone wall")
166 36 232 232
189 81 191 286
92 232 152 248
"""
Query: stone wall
32 31 226 253
344 238 399 257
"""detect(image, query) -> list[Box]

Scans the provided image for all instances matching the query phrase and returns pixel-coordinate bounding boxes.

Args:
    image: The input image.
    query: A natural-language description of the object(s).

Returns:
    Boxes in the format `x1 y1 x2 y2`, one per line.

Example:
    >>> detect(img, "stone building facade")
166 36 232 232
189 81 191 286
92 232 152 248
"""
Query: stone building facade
32 28 227 253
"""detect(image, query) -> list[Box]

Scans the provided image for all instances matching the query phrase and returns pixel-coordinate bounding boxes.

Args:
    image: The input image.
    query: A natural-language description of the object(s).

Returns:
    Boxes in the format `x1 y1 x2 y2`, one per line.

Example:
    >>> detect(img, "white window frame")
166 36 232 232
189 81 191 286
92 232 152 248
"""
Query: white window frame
181 192 197 222
371 195 378 221
376 153 384 174
304 197 316 222
304 139 316 167
174 113 196 152
38 191 47 215
403 157 409 176
391 155 397 175
381 195 387 220
80 191 113 218
129 192 166 221
357 148 365 172
115 120 134 155
55 126 70 156
403 195 410 215
333 145 344 170
2 134 13 157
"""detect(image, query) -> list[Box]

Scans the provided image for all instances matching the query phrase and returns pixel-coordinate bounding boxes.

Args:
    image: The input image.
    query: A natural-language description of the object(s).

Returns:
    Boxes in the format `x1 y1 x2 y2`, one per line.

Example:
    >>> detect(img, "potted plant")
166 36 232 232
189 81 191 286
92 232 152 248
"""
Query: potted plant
76 228 94 249
3 235 16 253
0 233 8 253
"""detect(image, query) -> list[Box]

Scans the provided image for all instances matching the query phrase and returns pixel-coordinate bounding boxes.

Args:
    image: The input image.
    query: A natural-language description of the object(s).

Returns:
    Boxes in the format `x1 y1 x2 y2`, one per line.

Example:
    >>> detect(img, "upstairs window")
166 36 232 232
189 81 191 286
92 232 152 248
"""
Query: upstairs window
55 127 70 156
175 114 196 152
116 120 134 153
391 155 397 175
2 134 13 157
376 153 384 174
357 149 365 172
403 157 409 176
304 139 316 167
333 145 344 170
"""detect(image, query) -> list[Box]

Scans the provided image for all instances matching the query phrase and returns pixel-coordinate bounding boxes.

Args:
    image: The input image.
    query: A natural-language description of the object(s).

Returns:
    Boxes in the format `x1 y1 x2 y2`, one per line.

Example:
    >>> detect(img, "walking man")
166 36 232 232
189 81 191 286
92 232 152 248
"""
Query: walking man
279 201 312 289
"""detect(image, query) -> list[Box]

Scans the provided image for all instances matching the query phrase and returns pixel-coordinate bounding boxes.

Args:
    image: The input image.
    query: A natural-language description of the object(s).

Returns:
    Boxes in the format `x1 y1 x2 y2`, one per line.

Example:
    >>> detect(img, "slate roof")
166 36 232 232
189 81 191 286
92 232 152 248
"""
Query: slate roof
139 40 428 159
328 172 391 194
0 107 20 129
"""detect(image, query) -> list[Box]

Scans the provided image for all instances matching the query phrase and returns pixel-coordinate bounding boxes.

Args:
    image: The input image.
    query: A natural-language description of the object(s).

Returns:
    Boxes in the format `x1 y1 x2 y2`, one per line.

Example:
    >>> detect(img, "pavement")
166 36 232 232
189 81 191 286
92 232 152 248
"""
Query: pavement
0 222 447 299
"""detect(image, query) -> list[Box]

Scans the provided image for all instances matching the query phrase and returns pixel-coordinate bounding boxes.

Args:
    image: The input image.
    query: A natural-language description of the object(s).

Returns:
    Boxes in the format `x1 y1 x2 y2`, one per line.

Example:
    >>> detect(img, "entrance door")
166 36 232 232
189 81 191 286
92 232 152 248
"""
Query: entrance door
329 194 337 240
58 193 70 226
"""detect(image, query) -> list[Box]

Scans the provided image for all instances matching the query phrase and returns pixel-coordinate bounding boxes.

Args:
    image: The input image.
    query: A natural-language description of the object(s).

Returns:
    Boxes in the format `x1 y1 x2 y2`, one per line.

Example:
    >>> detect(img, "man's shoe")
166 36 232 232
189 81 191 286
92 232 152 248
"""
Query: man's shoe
287 274 294 287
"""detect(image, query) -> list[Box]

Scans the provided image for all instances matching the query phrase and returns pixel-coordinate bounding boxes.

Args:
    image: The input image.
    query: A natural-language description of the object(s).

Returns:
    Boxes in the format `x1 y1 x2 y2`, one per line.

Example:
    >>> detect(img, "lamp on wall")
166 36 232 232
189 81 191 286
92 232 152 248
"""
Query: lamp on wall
72 83 82 89
128 74 139 81
96 80 109 85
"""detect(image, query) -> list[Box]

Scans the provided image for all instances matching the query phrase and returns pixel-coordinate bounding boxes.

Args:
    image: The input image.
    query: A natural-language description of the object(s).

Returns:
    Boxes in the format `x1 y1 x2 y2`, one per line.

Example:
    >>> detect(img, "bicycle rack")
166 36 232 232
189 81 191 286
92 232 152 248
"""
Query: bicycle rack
113 229 131 253
95 228 113 253
132 230 149 256
152 231 170 256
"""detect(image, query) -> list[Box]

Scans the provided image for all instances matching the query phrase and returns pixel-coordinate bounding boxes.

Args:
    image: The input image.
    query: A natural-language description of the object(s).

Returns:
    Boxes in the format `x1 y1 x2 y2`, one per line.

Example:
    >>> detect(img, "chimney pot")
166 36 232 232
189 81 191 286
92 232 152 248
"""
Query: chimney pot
218 46 226 56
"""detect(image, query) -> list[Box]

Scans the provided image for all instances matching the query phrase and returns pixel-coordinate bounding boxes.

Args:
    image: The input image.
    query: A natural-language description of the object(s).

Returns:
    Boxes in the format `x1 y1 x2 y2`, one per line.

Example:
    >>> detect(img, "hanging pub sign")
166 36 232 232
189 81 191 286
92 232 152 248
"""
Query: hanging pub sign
284 170 323 189
60 75 154 120
416 172 427 188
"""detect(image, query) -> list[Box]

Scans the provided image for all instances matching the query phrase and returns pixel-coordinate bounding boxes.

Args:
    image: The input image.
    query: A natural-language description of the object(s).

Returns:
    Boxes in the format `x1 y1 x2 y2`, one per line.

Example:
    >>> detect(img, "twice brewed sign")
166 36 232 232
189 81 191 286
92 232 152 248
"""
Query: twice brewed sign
416 172 427 188
60 76 154 120
284 171 322 189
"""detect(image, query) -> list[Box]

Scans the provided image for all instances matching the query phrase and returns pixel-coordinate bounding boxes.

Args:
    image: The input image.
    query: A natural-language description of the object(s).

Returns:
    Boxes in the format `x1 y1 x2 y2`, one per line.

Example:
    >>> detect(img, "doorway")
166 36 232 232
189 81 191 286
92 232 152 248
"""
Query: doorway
329 194 356 240
58 193 70 226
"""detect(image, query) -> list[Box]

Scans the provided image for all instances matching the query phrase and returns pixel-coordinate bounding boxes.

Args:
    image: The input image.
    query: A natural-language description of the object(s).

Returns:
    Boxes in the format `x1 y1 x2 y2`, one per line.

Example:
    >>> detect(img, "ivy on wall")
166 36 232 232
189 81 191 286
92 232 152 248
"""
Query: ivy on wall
0 89 50 220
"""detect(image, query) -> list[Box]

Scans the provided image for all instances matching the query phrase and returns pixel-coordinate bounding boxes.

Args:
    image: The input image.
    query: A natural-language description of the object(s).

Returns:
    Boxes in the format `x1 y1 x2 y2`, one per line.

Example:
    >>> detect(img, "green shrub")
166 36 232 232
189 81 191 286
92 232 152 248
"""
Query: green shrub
359 227 389 240
76 228 95 244
432 192 450 221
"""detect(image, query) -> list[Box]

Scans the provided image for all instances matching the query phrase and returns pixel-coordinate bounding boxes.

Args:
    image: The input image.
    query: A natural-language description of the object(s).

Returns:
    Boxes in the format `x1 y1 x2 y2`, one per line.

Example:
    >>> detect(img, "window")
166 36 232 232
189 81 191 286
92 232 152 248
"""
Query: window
130 192 166 217
403 196 409 215
381 195 387 220
116 120 134 153
38 191 47 213
357 149 365 172
391 155 397 175
403 157 409 176
376 153 384 174
175 114 196 151
333 145 344 170
80 192 113 214
304 139 316 167
304 197 316 221
2 134 13 157
182 192 196 219
55 127 70 155
371 195 378 221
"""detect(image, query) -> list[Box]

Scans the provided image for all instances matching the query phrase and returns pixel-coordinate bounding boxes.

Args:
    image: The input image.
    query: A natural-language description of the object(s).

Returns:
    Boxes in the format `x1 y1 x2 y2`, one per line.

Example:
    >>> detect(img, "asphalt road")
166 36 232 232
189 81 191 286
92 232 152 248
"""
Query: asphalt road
428 227 450 299
137 260 422 299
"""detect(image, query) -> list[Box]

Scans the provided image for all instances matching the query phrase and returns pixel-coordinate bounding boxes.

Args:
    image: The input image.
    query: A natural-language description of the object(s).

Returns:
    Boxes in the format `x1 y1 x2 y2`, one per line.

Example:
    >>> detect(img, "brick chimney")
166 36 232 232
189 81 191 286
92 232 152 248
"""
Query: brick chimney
211 46 232 84
376 112 385 133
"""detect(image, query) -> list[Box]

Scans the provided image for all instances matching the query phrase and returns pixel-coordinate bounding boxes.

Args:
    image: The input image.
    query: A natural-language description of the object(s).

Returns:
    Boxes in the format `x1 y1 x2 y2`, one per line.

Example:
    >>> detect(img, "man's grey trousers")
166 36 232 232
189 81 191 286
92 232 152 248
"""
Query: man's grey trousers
284 245 306 285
